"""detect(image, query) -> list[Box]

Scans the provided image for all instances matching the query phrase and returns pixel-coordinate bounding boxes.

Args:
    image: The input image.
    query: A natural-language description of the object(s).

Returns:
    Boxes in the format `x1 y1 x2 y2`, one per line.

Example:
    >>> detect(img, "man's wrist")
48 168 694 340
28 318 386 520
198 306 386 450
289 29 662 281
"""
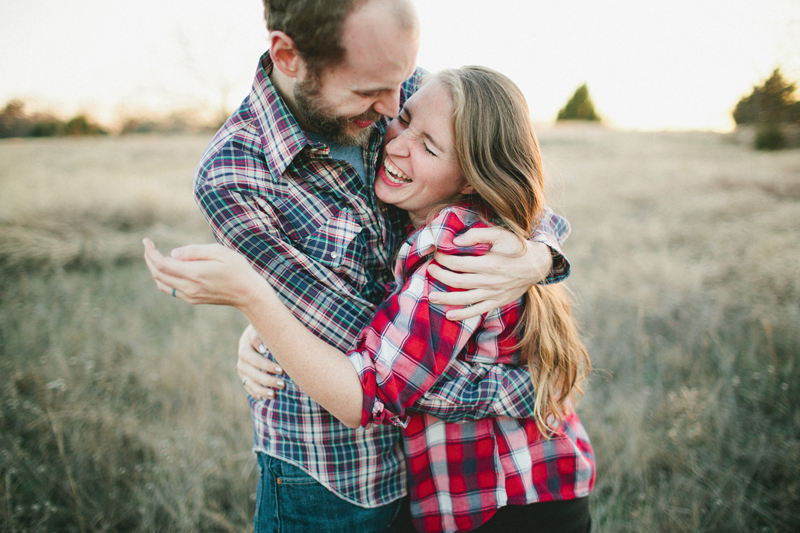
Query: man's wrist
528 241 553 284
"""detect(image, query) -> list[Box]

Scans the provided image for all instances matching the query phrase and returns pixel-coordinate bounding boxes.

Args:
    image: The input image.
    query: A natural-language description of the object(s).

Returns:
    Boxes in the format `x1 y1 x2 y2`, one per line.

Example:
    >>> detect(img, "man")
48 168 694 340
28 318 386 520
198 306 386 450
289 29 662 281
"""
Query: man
192 1 570 531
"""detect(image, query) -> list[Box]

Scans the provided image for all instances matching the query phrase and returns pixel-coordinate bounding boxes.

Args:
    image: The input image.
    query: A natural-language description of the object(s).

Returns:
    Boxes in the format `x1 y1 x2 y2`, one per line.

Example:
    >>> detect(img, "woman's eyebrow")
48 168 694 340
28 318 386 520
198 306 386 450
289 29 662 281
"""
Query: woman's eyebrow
403 106 445 153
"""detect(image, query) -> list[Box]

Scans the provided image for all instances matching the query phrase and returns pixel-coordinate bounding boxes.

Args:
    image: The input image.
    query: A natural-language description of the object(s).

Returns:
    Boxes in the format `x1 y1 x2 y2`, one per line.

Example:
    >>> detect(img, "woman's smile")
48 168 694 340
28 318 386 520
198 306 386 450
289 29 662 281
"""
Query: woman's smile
378 158 412 186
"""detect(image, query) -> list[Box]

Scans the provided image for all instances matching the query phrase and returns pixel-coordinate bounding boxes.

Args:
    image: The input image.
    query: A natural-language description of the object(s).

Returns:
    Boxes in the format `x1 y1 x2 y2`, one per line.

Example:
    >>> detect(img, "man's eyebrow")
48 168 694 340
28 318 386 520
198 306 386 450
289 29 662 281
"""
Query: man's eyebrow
353 85 394 94
403 106 444 153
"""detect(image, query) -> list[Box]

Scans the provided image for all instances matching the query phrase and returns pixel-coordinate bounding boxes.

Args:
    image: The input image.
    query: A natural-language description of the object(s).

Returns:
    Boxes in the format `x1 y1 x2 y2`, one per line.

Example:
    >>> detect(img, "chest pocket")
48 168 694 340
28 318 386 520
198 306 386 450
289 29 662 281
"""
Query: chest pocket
300 208 363 272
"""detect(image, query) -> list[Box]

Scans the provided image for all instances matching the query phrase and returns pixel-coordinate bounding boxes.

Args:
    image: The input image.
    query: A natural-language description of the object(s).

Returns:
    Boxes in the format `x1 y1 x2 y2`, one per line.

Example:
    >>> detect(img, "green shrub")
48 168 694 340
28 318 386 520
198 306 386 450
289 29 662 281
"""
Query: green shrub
755 123 787 150
30 119 64 137
0 100 35 138
63 115 107 136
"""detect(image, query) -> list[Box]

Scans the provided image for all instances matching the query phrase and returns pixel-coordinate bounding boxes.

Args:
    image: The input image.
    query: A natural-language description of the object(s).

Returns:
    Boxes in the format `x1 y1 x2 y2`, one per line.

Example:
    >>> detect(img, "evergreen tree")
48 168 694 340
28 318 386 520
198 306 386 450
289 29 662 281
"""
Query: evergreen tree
557 83 601 121
733 68 798 125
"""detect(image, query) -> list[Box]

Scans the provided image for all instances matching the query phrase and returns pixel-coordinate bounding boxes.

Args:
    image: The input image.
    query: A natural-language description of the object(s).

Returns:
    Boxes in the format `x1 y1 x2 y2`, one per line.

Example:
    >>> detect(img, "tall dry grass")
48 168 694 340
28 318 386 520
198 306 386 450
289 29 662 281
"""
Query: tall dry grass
541 125 800 532
0 129 798 531
1 136 255 532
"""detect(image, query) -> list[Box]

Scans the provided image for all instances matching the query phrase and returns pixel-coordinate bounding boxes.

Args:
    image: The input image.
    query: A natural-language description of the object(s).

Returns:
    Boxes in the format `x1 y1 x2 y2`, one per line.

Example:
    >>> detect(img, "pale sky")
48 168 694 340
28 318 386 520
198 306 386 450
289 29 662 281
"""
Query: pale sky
1 0 798 131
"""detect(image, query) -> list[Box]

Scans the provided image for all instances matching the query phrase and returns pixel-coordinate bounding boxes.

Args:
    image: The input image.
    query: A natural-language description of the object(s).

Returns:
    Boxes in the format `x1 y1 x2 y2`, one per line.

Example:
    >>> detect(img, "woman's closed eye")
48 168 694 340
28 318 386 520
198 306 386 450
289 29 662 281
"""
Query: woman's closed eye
397 110 409 125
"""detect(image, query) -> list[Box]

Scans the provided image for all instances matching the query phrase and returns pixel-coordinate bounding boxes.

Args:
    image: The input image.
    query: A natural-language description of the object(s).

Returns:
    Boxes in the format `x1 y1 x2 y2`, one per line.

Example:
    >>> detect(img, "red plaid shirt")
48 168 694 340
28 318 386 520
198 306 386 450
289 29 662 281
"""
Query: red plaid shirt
348 206 595 531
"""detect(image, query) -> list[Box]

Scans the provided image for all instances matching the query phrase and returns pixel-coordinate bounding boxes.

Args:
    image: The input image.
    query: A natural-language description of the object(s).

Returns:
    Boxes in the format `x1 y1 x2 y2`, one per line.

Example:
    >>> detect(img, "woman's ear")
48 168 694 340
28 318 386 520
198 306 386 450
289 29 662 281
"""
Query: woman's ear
269 31 306 79
460 182 476 196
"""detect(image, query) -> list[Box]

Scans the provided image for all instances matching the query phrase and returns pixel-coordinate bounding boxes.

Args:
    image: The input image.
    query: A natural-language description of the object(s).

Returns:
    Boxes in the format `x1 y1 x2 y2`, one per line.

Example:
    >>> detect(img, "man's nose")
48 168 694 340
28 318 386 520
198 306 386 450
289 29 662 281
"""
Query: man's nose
373 87 402 118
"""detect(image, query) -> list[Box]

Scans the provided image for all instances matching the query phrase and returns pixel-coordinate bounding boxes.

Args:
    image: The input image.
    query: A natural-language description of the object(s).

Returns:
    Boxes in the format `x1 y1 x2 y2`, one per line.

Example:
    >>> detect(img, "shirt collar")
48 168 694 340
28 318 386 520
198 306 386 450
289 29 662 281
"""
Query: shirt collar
247 52 414 182
248 52 310 182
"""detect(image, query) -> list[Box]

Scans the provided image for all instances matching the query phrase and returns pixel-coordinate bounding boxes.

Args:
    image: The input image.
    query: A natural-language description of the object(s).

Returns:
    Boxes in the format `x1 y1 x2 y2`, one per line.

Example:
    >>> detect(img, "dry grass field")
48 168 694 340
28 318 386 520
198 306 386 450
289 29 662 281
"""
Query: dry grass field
1 129 798 532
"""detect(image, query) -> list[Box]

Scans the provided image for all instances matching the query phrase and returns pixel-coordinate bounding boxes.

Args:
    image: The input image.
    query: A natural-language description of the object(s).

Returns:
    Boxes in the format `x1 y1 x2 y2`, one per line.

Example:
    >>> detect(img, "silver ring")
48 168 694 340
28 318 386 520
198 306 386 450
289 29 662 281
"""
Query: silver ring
172 287 176 297
242 377 248 386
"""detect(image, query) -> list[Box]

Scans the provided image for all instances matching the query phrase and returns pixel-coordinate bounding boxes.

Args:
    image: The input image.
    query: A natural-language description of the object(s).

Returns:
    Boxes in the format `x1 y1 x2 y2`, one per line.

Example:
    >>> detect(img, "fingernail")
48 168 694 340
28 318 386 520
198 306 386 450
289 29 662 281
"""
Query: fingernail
276 380 285 389
171 247 184 259
274 366 283 374
265 390 274 398
258 344 267 354
452 236 464 245
428 293 440 303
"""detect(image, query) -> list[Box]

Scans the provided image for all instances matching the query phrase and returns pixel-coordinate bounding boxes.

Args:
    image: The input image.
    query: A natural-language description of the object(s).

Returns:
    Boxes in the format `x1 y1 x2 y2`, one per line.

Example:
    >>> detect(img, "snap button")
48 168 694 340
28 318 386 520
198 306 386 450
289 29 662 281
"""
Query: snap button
330 252 338 259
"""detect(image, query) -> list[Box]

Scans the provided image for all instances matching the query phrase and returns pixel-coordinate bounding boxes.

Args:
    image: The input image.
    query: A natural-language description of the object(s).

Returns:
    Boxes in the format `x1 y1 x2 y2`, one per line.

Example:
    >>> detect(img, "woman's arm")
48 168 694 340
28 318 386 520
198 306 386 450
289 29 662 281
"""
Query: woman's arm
143 238 365 427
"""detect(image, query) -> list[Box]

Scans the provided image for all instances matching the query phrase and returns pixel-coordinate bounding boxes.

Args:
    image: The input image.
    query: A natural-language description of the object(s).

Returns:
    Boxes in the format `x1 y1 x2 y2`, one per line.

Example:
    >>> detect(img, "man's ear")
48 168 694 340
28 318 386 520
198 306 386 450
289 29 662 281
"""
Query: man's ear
269 31 307 79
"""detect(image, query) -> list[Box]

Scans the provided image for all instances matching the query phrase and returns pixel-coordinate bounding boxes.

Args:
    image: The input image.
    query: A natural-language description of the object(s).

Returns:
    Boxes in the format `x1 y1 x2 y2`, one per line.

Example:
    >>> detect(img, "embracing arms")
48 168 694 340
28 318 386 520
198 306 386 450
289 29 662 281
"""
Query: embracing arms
144 208 569 428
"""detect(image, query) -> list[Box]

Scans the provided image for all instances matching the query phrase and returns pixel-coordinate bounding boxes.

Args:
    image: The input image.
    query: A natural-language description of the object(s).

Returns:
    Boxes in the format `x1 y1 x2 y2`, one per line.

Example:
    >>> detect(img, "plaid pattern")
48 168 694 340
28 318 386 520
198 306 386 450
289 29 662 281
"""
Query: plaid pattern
348 207 595 531
194 52 575 508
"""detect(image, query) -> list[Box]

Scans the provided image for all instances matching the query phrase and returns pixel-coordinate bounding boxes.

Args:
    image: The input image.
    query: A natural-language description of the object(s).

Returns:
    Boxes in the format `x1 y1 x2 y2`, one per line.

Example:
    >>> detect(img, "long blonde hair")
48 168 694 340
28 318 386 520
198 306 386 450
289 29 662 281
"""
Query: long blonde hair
435 66 590 435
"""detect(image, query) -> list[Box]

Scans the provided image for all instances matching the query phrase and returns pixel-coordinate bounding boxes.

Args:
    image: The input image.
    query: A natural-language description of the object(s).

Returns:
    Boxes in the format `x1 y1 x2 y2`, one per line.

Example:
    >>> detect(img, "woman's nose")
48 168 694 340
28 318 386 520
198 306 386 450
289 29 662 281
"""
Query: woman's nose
386 129 412 156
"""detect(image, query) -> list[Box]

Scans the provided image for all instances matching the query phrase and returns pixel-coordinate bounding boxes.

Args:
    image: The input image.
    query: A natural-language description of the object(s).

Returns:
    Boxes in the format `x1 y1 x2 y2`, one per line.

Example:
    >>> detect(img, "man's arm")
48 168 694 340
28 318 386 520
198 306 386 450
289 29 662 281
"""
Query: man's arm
194 161 376 354
428 206 571 321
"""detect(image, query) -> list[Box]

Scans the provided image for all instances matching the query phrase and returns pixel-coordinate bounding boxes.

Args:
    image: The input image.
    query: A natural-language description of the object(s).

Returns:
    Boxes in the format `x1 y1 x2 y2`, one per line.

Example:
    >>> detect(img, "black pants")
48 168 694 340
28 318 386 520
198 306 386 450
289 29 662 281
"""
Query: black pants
387 496 591 533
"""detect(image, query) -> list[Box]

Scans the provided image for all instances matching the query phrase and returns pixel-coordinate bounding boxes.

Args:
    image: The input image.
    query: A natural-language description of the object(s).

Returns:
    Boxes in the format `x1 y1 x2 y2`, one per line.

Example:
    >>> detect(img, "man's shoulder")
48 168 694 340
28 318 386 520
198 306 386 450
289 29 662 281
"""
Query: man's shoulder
400 67 426 105
194 100 271 186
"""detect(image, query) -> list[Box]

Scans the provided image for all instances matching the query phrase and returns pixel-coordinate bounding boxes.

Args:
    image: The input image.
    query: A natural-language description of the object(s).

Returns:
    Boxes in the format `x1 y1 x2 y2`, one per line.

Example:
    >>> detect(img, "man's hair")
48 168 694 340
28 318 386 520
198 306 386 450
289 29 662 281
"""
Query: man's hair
263 0 369 74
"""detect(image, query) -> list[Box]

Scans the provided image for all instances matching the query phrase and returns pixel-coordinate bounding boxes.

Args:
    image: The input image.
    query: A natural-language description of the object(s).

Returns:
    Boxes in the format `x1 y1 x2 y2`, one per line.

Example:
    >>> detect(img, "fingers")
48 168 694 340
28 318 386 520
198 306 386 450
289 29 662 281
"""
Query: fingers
143 244 180 296
428 262 500 289
432 253 491 276
428 286 502 321
237 343 285 400
143 250 196 300
237 325 285 400
240 341 282 375
451 227 504 247
429 288 491 307
241 326 266 363
171 243 225 261
443 300 498 321
460 227 528 256
244 325 267 355
239 359 286 400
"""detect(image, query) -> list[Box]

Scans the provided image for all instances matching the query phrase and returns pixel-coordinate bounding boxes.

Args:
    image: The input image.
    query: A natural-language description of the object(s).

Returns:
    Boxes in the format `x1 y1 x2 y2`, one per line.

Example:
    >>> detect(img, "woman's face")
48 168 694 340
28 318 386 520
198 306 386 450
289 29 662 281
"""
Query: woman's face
374 79 472 228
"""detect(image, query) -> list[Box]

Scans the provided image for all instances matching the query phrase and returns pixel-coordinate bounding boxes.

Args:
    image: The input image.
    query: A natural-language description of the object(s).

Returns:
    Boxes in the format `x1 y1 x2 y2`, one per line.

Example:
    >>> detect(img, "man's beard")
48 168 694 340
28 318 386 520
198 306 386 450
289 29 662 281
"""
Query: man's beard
294 75 380 147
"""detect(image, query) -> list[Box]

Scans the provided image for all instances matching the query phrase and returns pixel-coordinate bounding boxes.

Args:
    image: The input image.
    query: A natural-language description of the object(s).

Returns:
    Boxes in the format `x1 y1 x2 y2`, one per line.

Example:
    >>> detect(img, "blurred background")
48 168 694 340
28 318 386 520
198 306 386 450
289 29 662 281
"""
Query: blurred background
1 0 799 131
1 1 799 531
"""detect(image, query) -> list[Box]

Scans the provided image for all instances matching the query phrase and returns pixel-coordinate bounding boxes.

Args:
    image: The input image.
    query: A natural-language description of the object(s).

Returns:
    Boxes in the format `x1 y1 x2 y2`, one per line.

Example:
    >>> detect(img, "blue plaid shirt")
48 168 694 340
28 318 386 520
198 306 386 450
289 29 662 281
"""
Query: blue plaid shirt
194 52 572 507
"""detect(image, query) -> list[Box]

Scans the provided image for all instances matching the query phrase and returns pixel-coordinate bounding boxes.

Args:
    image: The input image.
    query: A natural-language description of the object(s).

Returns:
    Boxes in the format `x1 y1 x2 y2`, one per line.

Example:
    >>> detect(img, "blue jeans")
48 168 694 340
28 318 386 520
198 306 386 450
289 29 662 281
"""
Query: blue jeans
254 453 401 533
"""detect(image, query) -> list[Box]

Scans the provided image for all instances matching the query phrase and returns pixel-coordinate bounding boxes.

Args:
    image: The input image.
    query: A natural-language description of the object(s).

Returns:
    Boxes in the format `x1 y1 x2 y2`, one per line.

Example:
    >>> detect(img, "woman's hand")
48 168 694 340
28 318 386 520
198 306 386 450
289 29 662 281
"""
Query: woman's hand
238 325 286 400
143 239 266 311
427 227 552 321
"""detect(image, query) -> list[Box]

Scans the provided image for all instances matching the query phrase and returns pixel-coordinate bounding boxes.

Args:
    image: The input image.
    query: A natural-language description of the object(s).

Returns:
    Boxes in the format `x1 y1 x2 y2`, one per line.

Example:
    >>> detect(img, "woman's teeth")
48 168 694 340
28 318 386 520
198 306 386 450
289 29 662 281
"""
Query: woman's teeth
384 161 411 184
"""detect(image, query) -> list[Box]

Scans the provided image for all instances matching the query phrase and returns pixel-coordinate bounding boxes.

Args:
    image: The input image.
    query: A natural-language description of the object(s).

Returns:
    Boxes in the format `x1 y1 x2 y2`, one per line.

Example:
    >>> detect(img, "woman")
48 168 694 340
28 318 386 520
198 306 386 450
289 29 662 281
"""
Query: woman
146 66 594 532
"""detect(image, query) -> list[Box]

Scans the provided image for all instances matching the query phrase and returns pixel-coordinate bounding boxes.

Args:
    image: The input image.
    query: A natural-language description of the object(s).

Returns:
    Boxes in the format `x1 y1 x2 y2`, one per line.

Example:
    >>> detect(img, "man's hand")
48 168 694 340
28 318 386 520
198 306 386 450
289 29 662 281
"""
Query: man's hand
427 227 552 321
238 325 286 400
